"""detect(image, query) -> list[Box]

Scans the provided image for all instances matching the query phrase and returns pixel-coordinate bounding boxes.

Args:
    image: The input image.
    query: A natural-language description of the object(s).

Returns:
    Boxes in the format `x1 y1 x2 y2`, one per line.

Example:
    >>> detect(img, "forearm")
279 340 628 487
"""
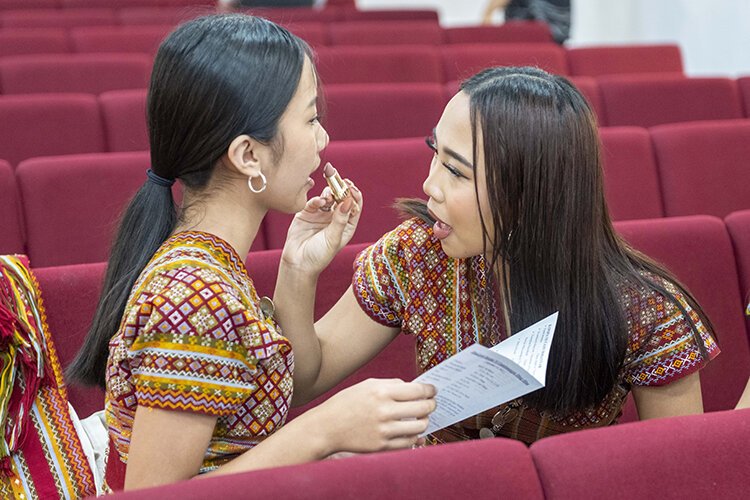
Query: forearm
201 409 331 478
273 264 324 401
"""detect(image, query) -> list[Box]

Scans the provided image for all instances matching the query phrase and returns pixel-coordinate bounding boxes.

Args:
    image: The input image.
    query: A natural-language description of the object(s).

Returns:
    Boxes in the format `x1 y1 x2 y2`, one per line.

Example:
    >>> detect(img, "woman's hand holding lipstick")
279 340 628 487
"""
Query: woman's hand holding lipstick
280 162 363 276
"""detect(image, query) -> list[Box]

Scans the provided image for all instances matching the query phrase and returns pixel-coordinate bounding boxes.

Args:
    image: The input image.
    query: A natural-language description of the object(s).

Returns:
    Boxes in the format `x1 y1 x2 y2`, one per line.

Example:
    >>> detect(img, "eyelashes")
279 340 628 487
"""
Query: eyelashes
425 135 464 179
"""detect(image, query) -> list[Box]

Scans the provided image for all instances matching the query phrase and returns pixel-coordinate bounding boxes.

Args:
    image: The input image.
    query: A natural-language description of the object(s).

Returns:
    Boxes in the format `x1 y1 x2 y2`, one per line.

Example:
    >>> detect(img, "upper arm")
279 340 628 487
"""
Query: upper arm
125 407 217 490
310 285 400 396
632 371 703 420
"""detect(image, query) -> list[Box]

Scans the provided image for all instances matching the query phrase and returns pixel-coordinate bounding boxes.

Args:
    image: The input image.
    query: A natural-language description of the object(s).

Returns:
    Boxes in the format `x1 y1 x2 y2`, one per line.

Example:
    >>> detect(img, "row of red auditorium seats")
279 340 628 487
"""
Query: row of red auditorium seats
0 20 563 53
0 5 432 28
0 36 686 79
2 120 749 266
31 212 750 422
1 76 749 166
105 408 750 499
0 1 216 9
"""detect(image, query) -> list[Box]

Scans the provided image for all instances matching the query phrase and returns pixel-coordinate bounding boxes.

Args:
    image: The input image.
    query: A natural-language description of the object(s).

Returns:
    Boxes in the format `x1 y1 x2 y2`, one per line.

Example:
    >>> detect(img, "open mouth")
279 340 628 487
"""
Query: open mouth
427 208 453 240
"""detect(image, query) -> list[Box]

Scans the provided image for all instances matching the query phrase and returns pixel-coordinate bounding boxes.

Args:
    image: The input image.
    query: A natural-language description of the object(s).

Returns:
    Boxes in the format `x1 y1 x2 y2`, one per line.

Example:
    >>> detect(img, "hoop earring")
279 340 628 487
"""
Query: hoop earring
248 172 267 194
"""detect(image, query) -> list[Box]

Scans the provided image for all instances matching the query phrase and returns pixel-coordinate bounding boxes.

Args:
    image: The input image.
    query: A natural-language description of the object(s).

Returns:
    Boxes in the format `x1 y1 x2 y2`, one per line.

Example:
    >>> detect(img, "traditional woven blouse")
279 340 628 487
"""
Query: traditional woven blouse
105 231 293 473
353 218 720 444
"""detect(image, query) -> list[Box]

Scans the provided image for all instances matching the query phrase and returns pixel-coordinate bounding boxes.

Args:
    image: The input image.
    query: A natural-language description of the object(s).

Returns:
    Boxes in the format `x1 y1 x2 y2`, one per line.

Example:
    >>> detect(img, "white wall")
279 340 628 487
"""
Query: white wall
356 0 750 77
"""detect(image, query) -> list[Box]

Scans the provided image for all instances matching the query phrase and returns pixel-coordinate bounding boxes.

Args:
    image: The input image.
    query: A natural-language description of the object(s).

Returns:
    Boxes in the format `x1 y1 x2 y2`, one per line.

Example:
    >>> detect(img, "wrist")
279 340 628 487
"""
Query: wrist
294 405 338 458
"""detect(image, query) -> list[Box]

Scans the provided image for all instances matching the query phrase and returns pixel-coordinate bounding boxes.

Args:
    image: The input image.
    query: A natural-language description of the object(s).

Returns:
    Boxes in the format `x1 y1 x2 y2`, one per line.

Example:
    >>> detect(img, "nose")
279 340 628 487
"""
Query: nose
422 155 443 203
317 124 329 151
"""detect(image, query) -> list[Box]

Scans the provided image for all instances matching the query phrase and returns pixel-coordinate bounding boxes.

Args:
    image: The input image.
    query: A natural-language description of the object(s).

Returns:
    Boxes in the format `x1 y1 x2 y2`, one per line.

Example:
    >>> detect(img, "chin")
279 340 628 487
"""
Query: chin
438 237 482 260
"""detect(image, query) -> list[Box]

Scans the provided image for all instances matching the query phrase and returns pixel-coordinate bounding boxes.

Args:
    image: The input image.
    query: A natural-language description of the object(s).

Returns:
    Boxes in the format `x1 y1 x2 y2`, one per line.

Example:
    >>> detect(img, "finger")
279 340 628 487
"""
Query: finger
387 382 437 402
389 399 437 420
323 196 354 248
383 436 420 450
383 417 430 439
301 195 326 214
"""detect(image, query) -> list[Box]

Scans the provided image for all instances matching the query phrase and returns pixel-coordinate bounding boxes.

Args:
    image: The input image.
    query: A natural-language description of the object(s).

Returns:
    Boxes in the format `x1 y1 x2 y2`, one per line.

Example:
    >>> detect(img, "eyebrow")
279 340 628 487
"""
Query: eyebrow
432 127 474 170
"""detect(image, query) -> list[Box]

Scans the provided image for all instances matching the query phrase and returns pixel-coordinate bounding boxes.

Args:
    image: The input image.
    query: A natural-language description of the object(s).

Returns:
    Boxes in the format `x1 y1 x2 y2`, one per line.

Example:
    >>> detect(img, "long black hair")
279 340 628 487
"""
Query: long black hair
403 66 712 414
67 14 313 388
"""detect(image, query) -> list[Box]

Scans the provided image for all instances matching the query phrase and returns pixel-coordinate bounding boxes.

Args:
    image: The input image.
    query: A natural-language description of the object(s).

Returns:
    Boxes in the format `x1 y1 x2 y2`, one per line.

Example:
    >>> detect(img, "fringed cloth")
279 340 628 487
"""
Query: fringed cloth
0 255 96 499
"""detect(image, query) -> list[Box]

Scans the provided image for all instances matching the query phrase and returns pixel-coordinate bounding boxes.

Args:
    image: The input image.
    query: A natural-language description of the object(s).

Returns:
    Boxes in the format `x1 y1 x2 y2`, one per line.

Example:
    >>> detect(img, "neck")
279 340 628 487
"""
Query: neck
174 185 265 259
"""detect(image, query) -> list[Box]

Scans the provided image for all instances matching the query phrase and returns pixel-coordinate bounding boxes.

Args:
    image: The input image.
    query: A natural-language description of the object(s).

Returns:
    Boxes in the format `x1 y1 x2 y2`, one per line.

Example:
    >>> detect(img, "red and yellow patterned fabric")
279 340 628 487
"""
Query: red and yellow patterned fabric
353 218 720 444
106 231 293 475
0 255 97 499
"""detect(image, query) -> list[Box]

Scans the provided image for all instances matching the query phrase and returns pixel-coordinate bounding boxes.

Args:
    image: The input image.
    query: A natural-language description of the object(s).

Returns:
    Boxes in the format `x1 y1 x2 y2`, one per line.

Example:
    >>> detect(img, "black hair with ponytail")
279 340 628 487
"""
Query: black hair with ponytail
67 14 312 388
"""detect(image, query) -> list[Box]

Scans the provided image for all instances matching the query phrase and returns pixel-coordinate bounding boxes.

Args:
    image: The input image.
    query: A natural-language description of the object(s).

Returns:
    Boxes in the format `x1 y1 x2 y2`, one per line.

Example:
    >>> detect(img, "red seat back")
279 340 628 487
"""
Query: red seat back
283 22 327 47
599 75 743 127
329 20 443 46
0 28 70 57
341 8 439 22
0 159 24 254
444 22 553 44
614 216 750 412
70 25 172 54
567 44 683 77
599 126 664 220
111 438 543 499
0 53 152 94
739 76 750 117
0 8 117 29
0 93 105 166
322 83 444 141
725 209 750 311
117 6 212 25
441 43 568 82
17 151 151 267
99 89 149 152
531 409 750 500
568 75 605 124
34 261 107 418
315 46 442 84
651 119 750 217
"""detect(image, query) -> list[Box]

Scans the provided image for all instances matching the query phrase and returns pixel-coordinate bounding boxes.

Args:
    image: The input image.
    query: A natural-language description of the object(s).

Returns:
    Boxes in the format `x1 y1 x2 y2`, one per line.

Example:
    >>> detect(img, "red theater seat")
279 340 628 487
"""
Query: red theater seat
0 53 152 94
614 216 750 412
340 8 439 22
0 8 117 29
650 119 750 218
0 159 24 255
322 84 444 141
599 127 664 220
244 6 342 24
441 43 568 82
0 28 70 57
0 93 105 166
568 75 605 123
0 0 58 9
532 409 750 500
567 44 684 77
284 22 327 47
739 76 750 117
598 75 743 127
725 210 750 307
17 151 151 267
315 46 442 84
117 6 213 25
34 261 107 418
99 89 148 152
444 22 553 44
328 20 443 46
111 438 542 499
70 25 172 54
263 137 432 249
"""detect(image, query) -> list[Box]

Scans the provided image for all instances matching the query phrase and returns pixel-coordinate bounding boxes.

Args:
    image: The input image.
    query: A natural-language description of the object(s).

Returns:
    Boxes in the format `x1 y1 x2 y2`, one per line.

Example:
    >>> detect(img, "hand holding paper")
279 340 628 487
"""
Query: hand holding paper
414 312 558 435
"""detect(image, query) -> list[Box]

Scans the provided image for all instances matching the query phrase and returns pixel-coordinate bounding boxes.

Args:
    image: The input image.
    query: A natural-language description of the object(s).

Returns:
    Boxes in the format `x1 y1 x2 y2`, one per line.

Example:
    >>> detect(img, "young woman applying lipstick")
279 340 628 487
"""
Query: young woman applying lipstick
67 14 436 491
275 66 721 445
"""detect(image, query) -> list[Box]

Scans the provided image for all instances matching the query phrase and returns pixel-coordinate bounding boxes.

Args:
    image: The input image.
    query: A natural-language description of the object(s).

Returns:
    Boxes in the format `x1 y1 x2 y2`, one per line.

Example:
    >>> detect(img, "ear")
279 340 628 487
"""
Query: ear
225 134 265 178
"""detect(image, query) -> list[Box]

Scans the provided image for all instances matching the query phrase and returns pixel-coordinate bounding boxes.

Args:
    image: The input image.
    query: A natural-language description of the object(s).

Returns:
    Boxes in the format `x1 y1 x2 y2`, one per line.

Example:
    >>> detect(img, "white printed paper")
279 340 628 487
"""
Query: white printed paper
414 312 558 435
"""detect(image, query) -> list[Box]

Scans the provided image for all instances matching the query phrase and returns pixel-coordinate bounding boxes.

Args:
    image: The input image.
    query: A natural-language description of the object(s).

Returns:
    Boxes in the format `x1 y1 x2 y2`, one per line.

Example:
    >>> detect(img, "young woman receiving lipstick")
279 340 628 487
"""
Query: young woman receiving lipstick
274 66 721 445
68 14 435 490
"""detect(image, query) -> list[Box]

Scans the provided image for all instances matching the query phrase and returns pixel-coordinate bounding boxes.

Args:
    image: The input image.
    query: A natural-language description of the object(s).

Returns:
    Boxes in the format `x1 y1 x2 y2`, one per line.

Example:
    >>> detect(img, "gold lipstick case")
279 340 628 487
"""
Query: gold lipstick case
326 168 351 203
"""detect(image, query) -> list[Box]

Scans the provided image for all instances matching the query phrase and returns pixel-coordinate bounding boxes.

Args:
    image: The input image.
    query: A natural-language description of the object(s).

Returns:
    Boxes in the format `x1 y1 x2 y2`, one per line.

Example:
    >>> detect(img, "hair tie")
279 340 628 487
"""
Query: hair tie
146 169 175 188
